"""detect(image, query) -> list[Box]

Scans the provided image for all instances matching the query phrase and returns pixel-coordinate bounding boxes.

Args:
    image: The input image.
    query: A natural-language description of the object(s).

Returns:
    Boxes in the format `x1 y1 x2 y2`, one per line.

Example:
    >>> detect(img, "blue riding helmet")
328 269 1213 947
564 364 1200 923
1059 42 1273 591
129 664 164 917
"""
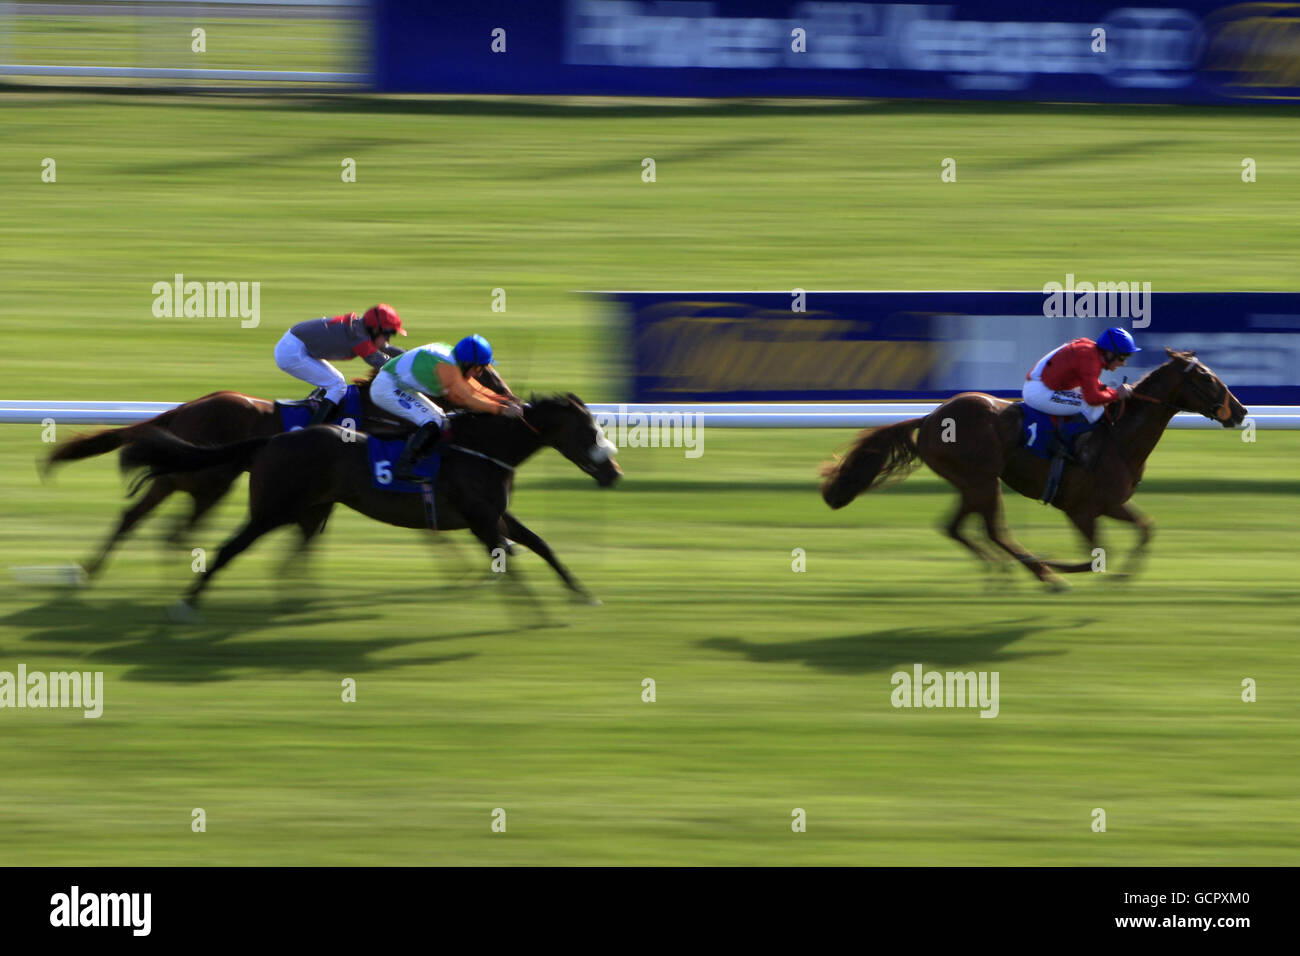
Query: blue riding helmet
1096 327 1140 356
453 334 493 368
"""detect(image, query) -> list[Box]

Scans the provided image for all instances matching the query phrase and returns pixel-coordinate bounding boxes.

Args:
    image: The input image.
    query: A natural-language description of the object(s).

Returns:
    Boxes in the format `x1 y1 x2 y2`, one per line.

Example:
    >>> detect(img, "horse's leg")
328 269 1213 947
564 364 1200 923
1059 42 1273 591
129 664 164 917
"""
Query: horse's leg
277 502 335 590
973 483 1069 590
180 518 278 610
465 510 510 566
166 470 239 546
1101 501 1155 577
941 499 1001 566
1039 510 1102 574
499 511 595 602
84 477 176 577
460 507 551 621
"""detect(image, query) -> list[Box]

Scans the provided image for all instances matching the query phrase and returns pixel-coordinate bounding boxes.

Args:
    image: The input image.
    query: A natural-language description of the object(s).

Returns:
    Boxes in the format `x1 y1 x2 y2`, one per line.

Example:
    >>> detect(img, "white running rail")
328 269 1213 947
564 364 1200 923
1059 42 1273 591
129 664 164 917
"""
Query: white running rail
1 401 1295 428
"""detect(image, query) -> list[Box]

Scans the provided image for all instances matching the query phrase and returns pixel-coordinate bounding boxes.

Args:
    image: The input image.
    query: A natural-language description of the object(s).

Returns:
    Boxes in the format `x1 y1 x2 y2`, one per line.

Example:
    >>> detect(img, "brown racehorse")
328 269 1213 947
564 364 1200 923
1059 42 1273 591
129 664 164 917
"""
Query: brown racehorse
117 395 621 614
43 367 512 576
819 348 1248 589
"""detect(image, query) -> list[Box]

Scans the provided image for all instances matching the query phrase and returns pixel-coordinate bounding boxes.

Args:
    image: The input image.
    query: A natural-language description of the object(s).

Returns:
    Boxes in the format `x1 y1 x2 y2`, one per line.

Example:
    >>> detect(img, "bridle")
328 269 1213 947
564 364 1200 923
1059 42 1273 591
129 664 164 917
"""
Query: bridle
448 404 608 478
440 403 535 474
1123 355 1233 422
517 402 617 478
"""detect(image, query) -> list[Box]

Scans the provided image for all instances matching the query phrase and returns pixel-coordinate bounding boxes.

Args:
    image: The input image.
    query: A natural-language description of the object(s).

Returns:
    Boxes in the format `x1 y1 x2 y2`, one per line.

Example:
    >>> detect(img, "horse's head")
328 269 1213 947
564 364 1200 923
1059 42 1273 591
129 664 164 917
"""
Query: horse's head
1155 348 1248 428
524 394 622 487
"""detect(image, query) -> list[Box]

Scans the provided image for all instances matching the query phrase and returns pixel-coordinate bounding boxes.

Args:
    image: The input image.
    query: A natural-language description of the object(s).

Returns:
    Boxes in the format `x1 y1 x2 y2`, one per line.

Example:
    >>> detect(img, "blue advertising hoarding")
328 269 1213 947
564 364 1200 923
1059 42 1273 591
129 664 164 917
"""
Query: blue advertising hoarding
373 1 1300 104
604 290 1300 404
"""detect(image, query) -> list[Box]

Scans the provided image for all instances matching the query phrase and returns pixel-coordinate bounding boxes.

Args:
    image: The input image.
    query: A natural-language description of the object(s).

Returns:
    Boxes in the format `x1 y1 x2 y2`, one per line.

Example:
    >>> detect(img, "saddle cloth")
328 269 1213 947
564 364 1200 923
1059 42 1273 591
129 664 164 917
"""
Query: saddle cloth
275 385 364 432
1021 404 1096 460
366 436 441 493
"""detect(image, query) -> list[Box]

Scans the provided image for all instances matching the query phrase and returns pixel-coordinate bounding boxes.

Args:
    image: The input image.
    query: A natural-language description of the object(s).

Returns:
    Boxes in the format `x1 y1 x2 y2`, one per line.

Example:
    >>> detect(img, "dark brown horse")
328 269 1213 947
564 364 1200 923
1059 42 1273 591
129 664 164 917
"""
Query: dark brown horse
820 348 1247 589
44 367 512 575
118 395 621 614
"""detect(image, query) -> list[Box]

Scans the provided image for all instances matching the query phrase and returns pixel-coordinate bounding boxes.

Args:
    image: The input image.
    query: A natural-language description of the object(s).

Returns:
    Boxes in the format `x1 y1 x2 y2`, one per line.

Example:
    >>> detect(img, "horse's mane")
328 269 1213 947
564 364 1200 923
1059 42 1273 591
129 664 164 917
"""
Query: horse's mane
526 392 586 411
445 393 585 446
1134 348 1195 392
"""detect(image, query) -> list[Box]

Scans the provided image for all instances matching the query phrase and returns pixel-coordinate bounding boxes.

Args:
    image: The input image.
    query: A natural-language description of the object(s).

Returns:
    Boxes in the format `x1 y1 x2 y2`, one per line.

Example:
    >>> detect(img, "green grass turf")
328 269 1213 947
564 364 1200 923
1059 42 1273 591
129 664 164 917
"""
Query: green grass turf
3 12 356 74
0 94 1297 864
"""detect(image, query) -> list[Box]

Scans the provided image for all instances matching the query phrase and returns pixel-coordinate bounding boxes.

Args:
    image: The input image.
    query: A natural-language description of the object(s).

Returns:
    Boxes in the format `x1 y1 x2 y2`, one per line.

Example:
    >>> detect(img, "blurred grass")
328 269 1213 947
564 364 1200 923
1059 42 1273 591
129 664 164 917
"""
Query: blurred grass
3 10 356 73
0 94 1298 864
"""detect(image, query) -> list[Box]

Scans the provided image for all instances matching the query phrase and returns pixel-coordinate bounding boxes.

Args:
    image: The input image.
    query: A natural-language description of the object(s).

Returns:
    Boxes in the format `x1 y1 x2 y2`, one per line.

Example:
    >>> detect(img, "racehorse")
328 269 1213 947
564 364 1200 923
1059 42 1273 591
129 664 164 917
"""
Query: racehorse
118 394 620 612
819 348 1247 589
43 367 511 576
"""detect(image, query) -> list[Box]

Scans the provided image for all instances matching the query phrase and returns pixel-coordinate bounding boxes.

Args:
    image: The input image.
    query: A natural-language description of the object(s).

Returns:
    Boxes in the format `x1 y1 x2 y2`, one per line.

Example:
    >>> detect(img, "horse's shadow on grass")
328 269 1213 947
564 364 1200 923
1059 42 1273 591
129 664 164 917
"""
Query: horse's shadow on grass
700 617 1080 674
0 594 503 683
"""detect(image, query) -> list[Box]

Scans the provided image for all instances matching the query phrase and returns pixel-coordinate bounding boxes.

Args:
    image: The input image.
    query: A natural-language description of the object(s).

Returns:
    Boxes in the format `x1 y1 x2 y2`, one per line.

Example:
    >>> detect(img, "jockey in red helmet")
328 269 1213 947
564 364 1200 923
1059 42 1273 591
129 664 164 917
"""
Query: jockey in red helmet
274 304 407 425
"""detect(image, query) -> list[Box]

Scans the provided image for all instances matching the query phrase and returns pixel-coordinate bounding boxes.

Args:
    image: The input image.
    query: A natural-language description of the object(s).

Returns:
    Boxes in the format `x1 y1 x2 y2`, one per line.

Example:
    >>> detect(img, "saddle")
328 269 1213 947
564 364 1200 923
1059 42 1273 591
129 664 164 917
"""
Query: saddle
275 385 408 438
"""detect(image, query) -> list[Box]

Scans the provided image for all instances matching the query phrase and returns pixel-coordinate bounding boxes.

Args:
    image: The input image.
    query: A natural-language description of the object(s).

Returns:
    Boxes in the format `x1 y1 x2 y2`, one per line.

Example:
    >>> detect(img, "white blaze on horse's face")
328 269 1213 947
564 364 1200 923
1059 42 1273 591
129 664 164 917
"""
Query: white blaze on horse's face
589 423 618 464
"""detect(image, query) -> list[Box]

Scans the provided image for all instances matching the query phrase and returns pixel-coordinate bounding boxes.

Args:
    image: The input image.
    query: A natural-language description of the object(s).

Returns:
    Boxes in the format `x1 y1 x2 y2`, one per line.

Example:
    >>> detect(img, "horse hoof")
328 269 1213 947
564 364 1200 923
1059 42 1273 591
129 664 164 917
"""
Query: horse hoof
1045 577 1072 593
168 600 201 624
571 592 602 606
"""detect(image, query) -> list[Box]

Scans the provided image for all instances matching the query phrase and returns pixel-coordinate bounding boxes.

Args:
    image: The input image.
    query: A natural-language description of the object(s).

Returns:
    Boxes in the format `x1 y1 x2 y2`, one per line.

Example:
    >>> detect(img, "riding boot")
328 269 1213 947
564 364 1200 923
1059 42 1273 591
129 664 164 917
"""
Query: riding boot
395 423 442 482
308 398 338 426
1045 430 1074 462
1040 431 1069 505
1074 430 1104 469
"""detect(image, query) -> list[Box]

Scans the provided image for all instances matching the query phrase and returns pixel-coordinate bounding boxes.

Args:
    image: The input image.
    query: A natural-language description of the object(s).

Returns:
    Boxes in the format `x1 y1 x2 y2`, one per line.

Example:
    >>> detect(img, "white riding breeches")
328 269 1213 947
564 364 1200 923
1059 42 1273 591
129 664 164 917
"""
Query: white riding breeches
274 332 348 403
370 370 448 429
1022 379 1105 424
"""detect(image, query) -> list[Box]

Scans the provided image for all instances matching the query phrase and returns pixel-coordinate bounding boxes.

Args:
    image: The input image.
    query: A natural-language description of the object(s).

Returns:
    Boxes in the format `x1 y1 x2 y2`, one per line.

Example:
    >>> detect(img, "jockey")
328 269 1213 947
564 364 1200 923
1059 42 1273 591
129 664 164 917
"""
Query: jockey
275 304 407 425
1023 327 1140 463
1024 327 1139 421
371 334 523 482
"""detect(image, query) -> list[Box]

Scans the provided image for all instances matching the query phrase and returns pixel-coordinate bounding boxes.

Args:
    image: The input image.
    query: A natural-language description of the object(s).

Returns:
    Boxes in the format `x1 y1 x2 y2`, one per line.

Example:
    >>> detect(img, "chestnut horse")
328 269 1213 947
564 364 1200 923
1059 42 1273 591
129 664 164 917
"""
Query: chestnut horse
819 348 1247 589
44 367 511 575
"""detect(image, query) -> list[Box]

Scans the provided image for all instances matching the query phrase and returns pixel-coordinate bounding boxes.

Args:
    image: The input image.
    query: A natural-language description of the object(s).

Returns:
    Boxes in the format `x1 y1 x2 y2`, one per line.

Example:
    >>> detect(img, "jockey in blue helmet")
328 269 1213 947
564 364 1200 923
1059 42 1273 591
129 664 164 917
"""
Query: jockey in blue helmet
1023 326 1141 473
373 333 522 482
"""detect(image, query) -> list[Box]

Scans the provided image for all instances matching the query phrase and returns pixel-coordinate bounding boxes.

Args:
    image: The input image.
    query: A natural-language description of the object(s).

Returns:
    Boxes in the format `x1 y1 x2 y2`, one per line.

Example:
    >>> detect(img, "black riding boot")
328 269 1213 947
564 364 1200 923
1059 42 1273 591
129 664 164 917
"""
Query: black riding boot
395 423 441 482
1074 427 1105 469
1040 430 1070 505
308 398 338 426
1045 430 1073 462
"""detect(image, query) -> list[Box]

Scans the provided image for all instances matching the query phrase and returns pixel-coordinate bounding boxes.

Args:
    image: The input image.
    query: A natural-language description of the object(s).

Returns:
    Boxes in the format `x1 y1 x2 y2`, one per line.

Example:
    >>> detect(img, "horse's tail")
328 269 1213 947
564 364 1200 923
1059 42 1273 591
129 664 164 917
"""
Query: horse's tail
119 429 273 496
819 418 923 509
43 407 184 474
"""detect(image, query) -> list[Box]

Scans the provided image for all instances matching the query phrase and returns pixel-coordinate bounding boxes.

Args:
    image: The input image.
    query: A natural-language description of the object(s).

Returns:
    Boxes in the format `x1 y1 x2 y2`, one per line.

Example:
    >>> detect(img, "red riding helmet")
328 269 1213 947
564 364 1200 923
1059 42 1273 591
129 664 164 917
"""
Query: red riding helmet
362 303 406 337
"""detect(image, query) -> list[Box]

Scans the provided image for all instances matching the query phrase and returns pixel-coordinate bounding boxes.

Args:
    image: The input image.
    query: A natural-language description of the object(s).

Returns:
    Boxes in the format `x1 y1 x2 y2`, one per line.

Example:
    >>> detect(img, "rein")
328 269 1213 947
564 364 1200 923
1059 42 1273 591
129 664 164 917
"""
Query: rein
1121 356 1231 421
441 405 541 475
445 445 516 474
